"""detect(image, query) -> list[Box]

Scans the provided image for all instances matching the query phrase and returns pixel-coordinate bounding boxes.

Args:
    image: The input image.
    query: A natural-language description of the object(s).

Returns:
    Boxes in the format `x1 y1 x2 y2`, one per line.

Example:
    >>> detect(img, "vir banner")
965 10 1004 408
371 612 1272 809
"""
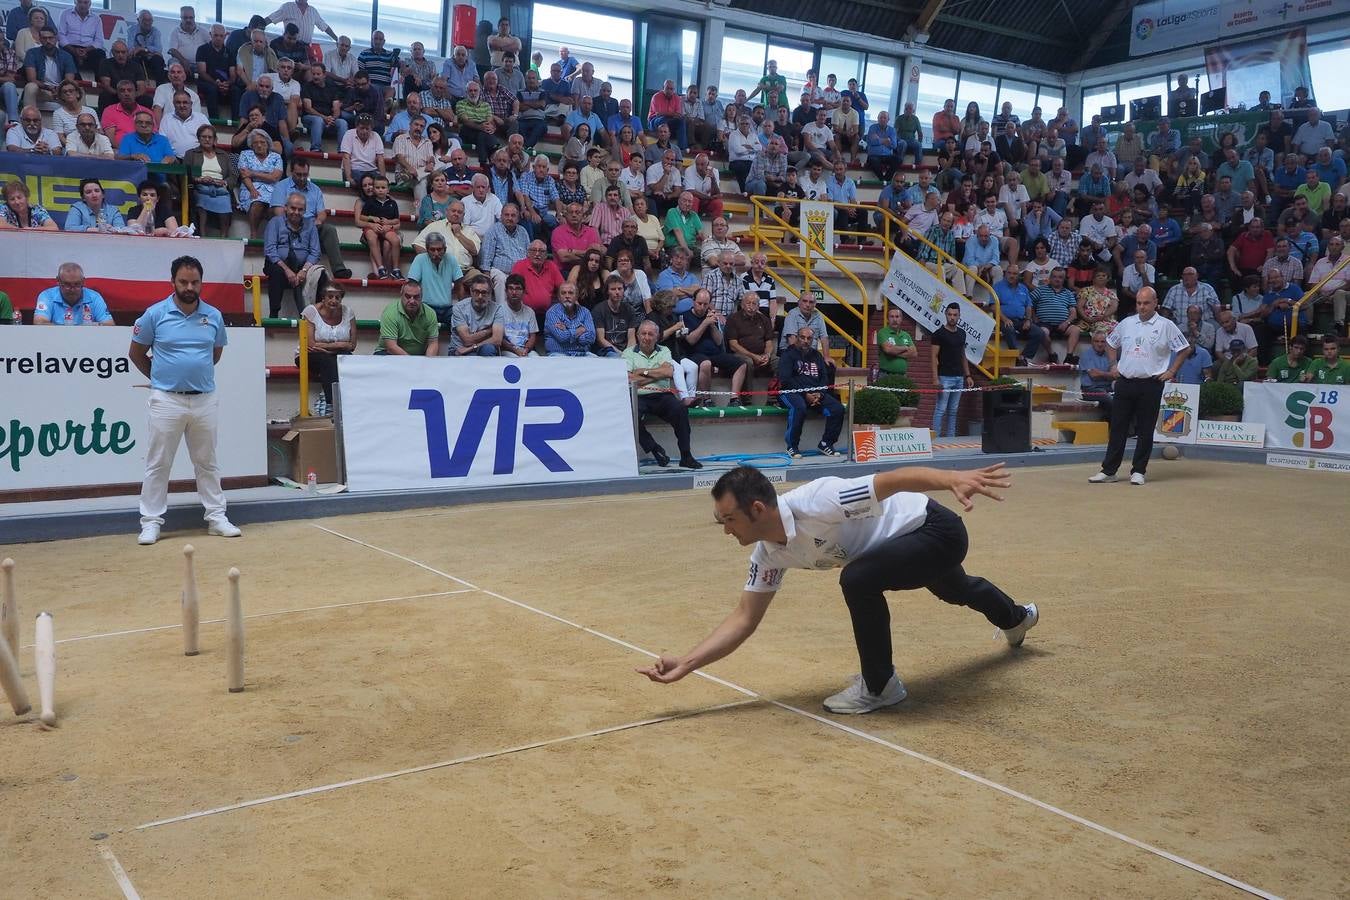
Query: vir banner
1243 382 1350 454
0 231 246 314
0 153 147 228
338 356 639 492
879 252 994 365
0 327 266 493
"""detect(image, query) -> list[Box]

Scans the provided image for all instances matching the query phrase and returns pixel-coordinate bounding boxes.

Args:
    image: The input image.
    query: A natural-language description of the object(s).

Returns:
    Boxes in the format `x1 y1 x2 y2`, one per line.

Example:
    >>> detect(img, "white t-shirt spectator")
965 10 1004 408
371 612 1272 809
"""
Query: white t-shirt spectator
727 129 759 163
801 122 834 154
462 192 503 232
799 172 829 201
998 184 1030 223
340 129 385 171
1080 213 1118 248
1121 262 1155 295
683 165 720 196
152 83 204 116
264 75 302 105
1292 119 1335 157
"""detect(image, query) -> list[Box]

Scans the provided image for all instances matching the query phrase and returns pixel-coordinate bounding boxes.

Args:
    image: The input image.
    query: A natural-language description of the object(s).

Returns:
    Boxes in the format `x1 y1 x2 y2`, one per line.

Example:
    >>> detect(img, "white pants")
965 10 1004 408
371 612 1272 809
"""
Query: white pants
138 390 226 527
671 358 699 399
927 261 970 296
490 267 511 304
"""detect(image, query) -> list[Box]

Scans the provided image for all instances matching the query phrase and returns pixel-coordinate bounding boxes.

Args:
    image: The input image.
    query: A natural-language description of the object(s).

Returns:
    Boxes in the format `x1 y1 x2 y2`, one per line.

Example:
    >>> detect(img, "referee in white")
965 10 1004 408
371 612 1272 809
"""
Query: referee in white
637 463 1038 714
129 256 242 545
1088 286 1190 486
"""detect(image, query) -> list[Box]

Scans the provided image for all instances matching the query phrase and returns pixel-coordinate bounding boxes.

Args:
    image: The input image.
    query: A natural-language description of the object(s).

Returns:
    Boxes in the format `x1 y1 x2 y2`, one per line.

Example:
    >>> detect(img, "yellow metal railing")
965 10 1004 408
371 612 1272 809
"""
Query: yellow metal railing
297 316 311 418
747 196 874 367
1290 252 1350 339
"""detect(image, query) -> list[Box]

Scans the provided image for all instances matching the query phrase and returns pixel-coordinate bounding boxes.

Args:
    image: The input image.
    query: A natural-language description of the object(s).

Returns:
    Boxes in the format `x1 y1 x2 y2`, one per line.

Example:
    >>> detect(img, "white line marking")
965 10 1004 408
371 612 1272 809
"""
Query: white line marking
136 699 756 830
31 591 475 647
311 525 1283 899
97 845 141 900
311 524 478 589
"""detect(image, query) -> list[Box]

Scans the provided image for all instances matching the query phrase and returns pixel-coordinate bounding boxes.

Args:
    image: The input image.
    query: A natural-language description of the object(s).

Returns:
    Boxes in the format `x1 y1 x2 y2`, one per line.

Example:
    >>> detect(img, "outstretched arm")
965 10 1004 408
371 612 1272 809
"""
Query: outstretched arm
873 463 1012 511
636 590 774 683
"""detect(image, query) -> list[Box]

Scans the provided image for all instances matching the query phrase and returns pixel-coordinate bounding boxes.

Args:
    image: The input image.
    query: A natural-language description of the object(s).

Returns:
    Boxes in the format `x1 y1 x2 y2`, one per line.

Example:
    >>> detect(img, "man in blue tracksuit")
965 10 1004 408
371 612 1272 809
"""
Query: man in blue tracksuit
778 325 844 457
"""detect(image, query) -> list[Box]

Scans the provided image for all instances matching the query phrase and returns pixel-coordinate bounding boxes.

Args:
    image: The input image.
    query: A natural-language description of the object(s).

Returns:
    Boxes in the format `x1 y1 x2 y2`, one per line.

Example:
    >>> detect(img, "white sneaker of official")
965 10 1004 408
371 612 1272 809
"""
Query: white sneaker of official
823 672 907 714
207 518 242 538
137 524 160 545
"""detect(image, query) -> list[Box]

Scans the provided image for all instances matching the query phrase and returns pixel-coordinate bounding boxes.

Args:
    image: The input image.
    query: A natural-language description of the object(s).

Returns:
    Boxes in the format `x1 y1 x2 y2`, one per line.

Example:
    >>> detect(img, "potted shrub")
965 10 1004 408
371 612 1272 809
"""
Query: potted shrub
1199 381 1243 420
852 385 902 429
871 374 918 425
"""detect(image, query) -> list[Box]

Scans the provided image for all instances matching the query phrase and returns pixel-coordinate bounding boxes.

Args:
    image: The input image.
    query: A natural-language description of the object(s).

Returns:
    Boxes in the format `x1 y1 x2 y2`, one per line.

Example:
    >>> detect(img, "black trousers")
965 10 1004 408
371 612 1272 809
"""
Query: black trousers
636 392 692 458
1100 376 1163 476
266 253 308 318
839 500 1024 694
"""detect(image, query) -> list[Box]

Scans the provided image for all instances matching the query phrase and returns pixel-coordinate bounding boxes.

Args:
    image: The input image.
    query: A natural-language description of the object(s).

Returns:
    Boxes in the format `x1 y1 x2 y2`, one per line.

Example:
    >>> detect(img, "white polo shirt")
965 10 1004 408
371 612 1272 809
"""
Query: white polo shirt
744 475 929 592
1107 312 1188 379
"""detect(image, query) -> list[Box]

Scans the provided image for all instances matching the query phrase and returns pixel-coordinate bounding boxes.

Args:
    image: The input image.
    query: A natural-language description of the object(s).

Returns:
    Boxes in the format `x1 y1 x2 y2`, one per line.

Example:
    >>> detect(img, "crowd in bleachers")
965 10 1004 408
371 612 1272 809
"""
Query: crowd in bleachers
4 2 1350 426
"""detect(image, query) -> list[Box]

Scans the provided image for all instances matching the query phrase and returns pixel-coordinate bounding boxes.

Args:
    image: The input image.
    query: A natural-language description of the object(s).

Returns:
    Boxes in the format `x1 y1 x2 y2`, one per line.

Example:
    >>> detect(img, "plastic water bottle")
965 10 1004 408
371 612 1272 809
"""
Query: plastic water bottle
306 470 317 492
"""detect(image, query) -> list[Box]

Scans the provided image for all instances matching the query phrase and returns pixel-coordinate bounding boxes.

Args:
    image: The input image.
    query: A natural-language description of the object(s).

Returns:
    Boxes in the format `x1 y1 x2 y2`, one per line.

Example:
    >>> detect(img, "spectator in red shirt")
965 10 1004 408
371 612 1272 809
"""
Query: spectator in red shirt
510 239 564 315
1226 217 1274 282
647 78 686 151
550 201 605 275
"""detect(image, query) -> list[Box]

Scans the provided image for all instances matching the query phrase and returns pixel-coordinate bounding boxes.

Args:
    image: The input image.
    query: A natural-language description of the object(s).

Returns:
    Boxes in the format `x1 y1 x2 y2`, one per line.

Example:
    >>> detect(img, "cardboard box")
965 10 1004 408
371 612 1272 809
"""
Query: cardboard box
283 416 340 484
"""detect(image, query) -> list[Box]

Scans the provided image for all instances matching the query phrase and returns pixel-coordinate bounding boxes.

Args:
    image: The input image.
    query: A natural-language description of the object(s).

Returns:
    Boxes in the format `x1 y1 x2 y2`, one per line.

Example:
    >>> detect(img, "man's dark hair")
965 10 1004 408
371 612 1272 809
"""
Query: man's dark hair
505 273 526 289
712 466 778 514
945 302 960 311
247 14 267 29
171 255 203 279
468 274 490 292
1323 334 1339 347
1289 334 1308 349
290 156 309 171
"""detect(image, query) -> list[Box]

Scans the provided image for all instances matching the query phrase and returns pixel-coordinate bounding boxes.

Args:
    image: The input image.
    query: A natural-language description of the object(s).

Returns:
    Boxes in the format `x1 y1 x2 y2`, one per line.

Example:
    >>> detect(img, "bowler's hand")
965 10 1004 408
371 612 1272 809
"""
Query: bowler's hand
948 463 1011 511
636 654 691 684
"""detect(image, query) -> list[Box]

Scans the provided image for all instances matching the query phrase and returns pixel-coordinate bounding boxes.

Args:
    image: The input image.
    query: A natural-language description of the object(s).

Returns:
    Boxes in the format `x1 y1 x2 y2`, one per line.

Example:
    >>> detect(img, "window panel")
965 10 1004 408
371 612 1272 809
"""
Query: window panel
1118 75 1167 121
915 63 957 128
1081 84 1117 125
819 46 863 90
864 54 899 121
532 3 635 103
378 0 446 61
996 79 1037 121
1037 86 1064 117
1310 44 1350 113
720 29 766 101
767 41 814 102
956 70 997 122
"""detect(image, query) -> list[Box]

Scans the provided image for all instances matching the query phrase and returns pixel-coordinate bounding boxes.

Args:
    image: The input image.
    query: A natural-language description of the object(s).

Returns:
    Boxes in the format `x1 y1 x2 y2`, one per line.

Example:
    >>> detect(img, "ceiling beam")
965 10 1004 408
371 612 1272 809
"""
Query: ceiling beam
1069 0 1139 71
914 0 950 32
933 13 1079 47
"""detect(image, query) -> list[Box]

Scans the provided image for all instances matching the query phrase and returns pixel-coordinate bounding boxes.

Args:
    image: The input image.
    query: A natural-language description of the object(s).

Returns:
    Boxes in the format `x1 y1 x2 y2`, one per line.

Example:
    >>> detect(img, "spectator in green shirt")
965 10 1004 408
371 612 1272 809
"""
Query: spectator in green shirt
747 60 788 109
663 191 703 253
0 291 14 324
1303 334 1350 384
1215 339 1258 384
875 306 916 375
379 280 441 356
1267 335 1313 382
1294 169 1332 217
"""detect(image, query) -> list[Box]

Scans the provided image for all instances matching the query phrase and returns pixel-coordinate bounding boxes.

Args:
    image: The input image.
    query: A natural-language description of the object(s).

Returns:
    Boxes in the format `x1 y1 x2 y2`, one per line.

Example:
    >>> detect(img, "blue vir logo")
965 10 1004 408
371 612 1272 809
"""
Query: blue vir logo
408 364 585 477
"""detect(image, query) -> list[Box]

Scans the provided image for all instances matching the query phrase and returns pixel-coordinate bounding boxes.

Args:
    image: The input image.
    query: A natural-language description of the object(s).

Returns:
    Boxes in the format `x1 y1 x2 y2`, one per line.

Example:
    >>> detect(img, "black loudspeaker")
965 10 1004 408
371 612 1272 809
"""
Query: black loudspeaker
982 388 1031 454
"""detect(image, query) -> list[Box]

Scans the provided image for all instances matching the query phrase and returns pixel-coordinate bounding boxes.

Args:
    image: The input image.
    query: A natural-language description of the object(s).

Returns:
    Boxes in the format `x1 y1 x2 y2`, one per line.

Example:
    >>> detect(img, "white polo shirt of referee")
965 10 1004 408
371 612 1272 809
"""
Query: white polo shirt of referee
745 475 928 591
1108 310 1188 379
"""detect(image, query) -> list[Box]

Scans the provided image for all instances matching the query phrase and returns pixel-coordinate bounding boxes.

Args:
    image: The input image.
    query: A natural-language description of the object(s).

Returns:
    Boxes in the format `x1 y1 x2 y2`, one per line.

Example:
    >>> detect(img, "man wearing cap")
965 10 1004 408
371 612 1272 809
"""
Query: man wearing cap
1215 339 1257 384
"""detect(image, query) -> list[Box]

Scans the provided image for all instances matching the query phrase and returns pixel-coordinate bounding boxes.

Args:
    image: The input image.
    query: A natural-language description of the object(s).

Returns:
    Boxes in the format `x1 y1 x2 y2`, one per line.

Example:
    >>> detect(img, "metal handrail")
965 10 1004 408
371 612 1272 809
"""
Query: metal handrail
1290 252 1350 338
748 197 874 366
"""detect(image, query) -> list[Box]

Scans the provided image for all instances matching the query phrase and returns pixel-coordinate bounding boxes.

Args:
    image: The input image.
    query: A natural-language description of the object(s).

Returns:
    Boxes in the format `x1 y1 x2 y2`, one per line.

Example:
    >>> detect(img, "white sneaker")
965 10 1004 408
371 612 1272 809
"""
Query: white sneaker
997 603 1039 647
207 518 242 538
822 672 907 715
1087 472 1118 483
137 524 160 545
1130 472 1146 485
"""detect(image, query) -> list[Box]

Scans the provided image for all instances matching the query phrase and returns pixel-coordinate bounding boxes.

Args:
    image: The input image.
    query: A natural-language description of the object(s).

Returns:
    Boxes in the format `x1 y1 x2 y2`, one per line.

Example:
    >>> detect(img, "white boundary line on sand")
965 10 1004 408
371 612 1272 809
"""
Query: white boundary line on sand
135 699 756 830
309 524 1282 900
97 844 141 900
27 590 475 648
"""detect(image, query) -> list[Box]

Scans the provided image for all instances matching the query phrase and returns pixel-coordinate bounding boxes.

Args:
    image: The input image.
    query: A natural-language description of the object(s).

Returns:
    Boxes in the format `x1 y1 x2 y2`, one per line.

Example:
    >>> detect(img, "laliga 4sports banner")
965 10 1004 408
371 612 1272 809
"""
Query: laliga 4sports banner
879 251 994 365
338 356 639 491
1243 382 1350 454
0 231 246 314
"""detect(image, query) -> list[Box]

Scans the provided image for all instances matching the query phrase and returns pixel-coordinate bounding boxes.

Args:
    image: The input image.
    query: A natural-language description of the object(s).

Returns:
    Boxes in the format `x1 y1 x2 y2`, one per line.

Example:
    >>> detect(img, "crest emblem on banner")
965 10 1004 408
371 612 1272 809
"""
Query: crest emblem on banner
805 207 830 249
1156 387 1193 437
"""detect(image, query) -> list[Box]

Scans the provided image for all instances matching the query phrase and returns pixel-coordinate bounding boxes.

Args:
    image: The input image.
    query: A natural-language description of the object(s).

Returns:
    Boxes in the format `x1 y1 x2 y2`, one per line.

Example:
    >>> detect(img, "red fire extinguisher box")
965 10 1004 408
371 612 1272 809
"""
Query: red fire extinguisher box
452 4 478 48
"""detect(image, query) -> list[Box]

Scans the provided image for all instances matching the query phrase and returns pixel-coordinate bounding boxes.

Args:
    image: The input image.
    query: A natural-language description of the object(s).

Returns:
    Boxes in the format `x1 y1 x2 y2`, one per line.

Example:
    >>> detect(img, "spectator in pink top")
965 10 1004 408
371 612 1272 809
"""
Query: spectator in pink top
550 201 605 275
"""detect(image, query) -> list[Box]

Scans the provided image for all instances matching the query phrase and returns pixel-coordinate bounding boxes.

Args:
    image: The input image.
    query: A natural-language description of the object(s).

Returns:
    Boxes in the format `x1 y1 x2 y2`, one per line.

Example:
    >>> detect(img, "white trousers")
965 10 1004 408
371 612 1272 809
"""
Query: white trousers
671 358 699 399
138 389 226 527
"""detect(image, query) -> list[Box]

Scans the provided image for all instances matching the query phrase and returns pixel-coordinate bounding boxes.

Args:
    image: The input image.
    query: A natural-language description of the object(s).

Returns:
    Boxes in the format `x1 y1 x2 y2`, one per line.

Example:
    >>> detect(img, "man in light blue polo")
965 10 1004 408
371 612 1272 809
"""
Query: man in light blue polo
32 263 114 325
129 255 241 545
